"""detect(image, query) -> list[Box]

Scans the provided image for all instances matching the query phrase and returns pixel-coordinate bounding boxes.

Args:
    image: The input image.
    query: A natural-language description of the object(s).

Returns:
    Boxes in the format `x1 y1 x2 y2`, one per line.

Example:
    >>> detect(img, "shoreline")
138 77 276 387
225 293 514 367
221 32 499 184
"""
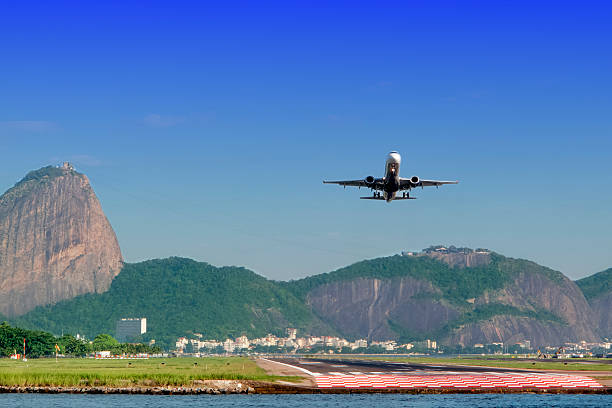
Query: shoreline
1 381 610 395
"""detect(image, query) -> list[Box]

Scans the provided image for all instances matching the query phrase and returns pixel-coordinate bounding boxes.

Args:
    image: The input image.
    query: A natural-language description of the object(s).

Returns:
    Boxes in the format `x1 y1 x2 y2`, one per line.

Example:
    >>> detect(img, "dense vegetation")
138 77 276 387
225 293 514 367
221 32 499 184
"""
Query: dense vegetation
576 267 612 301
493 255 566 284
0 322 56 357
0 323 159 358
14 258 331 348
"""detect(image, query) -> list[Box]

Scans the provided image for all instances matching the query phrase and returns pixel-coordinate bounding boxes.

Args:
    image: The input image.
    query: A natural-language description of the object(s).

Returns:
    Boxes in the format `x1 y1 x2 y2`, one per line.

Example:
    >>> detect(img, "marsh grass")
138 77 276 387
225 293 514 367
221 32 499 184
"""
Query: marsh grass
0 357 296 387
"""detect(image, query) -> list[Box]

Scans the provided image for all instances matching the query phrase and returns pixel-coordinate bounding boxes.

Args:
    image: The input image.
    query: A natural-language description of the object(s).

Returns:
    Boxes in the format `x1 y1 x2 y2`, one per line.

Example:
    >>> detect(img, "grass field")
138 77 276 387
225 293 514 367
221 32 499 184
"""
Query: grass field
0 357 296 387
357 356 612 372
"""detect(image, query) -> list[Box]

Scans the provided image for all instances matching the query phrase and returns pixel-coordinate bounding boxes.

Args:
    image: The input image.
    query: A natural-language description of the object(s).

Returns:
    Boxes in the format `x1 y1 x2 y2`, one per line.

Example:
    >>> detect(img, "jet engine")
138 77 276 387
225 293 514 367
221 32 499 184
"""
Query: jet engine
410 176 420 185
364 175 376 185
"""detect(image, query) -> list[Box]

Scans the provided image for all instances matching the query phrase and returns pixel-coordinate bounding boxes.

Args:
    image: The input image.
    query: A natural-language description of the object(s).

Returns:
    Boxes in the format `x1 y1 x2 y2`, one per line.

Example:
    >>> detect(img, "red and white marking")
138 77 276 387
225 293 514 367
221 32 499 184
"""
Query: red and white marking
314 373 603 389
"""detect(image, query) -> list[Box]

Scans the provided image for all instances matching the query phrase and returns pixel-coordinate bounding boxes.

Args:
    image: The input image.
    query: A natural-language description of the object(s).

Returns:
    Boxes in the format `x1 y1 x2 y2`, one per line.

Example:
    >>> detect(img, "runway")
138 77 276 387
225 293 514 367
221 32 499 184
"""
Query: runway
264 357 604 390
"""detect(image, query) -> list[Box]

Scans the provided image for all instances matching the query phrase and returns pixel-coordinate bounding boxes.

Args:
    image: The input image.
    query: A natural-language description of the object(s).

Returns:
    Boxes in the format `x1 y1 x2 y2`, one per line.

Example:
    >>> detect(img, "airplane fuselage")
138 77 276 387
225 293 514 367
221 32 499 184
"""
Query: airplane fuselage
382 151 401 202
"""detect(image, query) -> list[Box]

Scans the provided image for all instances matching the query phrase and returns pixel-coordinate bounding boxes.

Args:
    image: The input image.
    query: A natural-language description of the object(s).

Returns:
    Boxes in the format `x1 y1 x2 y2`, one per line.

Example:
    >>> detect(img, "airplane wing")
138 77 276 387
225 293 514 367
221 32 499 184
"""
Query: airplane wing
400 178 459 190
323 178 384 190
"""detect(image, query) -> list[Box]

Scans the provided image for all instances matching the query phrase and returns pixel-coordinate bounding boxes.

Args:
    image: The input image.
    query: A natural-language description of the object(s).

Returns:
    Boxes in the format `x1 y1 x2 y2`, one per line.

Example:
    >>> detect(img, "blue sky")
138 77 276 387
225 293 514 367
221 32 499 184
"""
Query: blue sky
1 1 611 280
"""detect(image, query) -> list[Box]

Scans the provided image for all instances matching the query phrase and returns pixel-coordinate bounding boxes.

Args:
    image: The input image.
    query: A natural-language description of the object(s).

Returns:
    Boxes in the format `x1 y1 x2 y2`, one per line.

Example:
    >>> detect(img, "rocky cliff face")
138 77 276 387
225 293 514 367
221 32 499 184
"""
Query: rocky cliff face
424 251 491 268
303 251 600 346
0 165 122 317
450 270 598 346
307 277 458 340
590 293 612 338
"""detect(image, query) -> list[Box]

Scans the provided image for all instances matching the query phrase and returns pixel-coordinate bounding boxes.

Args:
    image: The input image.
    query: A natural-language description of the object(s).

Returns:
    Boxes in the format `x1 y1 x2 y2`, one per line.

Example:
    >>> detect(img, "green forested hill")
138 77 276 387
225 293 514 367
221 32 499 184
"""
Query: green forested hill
285 252 567 303
284 253 515 304
13 258 332 348
283 252 582 344
576 267 612 300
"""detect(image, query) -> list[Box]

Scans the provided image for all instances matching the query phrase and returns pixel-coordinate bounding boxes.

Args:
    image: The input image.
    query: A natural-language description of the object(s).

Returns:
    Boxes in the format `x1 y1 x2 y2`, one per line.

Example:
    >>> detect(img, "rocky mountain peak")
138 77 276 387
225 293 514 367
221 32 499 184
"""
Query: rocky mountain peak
403 245 492 268
0 164 122 317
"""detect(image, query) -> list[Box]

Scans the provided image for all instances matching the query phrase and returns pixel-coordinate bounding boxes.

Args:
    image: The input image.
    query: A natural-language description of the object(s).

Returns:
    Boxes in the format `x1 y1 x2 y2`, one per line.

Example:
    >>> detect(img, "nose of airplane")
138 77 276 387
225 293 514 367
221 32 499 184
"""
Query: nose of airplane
388 151 401 164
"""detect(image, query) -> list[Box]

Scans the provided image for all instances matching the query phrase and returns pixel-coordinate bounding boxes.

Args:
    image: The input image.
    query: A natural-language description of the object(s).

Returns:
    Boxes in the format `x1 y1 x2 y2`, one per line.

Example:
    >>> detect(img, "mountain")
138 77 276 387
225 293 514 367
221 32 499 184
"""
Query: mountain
13 257 334 347
284 248 599 347
0 164 122 317
576 268 612 338
9 243 603 349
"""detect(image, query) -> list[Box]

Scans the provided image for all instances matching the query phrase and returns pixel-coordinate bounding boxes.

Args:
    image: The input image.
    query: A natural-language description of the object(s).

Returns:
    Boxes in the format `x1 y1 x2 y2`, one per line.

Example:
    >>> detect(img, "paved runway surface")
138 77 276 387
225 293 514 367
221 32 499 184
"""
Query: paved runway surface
266 357 604 389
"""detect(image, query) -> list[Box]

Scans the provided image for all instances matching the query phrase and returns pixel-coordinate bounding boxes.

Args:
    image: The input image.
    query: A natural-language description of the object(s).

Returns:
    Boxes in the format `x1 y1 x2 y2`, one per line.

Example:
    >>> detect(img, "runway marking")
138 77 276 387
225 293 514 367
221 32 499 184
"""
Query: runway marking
259 358 317 377
314 374 603 389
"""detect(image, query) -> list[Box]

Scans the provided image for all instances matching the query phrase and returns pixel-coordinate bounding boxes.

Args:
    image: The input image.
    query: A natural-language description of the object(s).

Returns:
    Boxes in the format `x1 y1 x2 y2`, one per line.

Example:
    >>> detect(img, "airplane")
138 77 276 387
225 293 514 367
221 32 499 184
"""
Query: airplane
323 151 458 202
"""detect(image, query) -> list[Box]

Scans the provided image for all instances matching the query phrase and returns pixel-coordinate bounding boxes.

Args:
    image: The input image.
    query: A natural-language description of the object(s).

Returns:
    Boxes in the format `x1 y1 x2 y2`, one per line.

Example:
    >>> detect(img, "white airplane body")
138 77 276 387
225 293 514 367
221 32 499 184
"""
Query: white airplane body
324 151 458 202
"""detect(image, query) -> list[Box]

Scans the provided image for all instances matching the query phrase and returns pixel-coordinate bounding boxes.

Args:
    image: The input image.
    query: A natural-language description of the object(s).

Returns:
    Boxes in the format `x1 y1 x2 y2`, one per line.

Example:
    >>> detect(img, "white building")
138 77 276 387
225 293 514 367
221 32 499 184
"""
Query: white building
223 339 235 353
235 336 250 349
351 339 368 348
116 318 147 342
286 328 297 339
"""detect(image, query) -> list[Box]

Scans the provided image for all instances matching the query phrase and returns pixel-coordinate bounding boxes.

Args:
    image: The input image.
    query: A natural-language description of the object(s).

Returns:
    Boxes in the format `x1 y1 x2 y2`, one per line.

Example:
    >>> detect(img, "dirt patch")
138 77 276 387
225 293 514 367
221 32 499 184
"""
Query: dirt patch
586 375 612 387
255 358 315 387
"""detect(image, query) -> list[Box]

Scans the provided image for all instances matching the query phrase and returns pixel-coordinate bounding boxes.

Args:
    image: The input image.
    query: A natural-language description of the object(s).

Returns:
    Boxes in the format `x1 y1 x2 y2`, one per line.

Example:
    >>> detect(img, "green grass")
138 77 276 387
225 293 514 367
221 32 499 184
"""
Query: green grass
346 356 612 372
0 357 297 387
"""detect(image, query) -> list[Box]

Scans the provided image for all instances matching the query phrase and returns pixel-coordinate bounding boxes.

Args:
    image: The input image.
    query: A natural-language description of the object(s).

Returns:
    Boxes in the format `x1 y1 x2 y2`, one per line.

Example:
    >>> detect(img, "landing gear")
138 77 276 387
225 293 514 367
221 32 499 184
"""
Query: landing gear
402 192 409 198
373 191 381 198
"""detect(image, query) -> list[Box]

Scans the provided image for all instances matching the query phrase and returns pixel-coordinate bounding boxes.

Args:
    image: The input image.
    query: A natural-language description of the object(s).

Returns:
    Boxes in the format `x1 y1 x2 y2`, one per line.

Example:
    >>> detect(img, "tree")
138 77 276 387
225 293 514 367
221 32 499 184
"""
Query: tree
26 330 55 357
92 334 119 351
58 334 89 356
0 322 55 357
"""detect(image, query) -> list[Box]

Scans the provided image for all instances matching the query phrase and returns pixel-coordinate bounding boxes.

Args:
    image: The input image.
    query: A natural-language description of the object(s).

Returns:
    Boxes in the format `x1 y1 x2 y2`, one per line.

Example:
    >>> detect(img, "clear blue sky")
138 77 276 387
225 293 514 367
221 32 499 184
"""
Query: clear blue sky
1 1 611 280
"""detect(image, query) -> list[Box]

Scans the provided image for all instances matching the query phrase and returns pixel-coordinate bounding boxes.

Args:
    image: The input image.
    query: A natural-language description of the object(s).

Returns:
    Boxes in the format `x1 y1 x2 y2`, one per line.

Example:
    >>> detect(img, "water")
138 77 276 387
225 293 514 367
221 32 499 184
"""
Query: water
1 394 611 408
